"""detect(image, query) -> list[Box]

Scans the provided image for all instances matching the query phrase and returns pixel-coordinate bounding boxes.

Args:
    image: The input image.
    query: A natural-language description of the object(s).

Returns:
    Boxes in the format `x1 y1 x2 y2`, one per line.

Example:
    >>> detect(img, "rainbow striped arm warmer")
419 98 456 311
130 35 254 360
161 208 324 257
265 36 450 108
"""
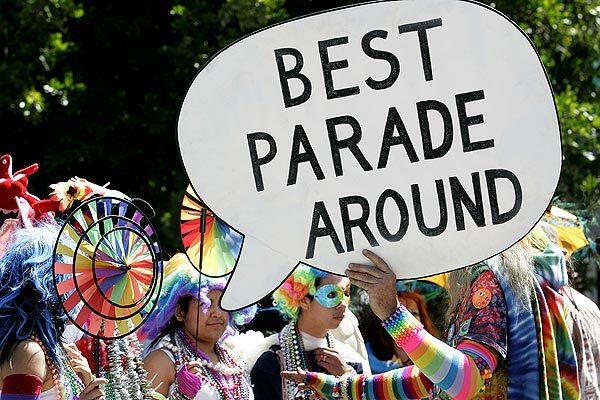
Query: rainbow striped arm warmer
305 370 340 398
1 374 43 400
358 365 432 399
305 365 431 400
383 305 498 399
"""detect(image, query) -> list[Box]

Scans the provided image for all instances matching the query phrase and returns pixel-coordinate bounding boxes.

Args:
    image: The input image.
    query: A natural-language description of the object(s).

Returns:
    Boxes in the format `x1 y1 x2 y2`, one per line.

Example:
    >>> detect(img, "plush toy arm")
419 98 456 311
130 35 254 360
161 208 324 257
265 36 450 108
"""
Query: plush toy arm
13 163 39 180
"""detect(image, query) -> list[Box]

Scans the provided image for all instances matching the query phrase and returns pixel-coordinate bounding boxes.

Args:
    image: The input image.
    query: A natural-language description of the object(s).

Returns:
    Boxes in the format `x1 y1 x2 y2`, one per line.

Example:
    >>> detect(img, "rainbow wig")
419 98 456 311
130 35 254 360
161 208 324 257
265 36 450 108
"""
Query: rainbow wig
140 253 257 343
272 264 328 320
0 222 67 371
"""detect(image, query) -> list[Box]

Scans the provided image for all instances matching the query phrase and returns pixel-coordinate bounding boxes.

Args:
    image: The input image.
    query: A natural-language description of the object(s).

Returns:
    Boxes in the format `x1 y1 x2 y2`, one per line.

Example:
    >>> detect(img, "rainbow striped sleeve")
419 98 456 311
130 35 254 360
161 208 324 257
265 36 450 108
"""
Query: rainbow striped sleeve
305 370 339 397
359 365 432 399
1 374 43 400
383 305 499 399
305 365 432 399
301 304 501 400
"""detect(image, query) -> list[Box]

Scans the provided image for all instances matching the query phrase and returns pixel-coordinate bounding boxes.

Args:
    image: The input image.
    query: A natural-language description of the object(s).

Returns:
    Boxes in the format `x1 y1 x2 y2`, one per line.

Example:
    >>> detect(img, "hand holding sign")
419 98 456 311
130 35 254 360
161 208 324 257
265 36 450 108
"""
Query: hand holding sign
178 0 561 310
346 249 399 320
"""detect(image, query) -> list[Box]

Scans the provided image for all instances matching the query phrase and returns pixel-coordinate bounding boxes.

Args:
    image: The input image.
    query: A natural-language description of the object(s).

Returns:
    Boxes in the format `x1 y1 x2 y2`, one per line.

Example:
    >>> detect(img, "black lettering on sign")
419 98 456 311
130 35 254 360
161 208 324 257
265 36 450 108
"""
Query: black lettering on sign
318 37 360 100
378 107 419 169
456 90 494 152
361 30 400 90
485 169 523 225
247 132 277 192
375 189 409 242
274 48 312 108
339 196 379 252
397 18 442 81
287 124 325 186
417 100 453 160
306 201 345 259
412 179 448 236
450 172 485 231
326 115 373 177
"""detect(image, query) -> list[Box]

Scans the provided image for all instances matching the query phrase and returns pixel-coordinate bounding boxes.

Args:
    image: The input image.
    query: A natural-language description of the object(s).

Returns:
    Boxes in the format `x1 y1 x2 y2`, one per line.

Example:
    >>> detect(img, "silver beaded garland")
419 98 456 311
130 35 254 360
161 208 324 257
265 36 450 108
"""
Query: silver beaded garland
279 322 334 400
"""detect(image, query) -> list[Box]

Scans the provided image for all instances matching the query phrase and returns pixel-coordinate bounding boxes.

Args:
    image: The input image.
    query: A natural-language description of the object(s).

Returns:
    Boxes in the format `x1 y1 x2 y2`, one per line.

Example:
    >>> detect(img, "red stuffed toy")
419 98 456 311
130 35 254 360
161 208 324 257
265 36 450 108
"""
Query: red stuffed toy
0 154 40 213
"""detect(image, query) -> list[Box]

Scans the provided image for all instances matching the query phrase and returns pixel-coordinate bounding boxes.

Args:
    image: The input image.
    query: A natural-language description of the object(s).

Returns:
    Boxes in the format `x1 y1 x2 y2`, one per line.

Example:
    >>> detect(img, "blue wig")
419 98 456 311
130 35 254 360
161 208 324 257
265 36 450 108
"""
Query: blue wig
0 222 67 370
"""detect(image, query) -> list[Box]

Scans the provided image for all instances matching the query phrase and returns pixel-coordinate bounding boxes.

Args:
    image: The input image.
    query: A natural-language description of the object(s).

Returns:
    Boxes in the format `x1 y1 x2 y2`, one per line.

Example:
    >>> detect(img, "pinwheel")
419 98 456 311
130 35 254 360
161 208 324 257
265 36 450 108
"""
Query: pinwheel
53 196 163 340
180 185 242 277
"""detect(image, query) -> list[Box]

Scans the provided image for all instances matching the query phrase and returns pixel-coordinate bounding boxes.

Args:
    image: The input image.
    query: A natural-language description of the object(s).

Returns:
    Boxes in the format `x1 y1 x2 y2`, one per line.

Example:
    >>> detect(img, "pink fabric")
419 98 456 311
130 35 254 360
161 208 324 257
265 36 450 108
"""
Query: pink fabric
176 364 202 398
455 357 472 400
403 329 426 353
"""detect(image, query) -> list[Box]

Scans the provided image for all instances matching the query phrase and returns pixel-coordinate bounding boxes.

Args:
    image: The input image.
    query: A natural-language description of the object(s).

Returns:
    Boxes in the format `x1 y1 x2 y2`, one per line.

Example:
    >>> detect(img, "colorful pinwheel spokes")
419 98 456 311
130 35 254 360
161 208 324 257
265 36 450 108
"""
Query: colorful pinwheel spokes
54 196 163 339
92 227 154 308
180 185 242 277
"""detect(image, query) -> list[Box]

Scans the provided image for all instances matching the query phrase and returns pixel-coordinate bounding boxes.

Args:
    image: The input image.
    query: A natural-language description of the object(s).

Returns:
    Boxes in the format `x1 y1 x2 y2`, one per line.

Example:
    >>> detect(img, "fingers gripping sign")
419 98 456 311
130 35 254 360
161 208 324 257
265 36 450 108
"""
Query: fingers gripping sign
346 250 399 320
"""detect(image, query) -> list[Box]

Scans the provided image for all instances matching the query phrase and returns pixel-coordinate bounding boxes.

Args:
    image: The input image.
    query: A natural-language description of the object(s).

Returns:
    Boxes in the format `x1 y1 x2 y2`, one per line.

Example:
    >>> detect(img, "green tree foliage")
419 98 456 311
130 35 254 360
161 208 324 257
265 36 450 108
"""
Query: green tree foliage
490 0 600 205
1 0 598 255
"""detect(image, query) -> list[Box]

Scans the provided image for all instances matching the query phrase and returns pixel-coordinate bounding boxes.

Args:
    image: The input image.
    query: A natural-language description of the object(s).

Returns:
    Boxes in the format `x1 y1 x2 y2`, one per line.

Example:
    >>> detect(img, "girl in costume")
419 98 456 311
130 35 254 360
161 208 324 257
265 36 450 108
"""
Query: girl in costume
366 292 440 374
0 223 107 400
283 237 581 400
251 264 370 400
1 173 162 400
141 254 256 400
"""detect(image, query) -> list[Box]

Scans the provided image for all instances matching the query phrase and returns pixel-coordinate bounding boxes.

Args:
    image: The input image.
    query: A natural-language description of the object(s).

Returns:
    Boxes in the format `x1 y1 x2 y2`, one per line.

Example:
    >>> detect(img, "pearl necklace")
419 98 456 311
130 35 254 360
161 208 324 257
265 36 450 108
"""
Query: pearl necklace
30 336 84 400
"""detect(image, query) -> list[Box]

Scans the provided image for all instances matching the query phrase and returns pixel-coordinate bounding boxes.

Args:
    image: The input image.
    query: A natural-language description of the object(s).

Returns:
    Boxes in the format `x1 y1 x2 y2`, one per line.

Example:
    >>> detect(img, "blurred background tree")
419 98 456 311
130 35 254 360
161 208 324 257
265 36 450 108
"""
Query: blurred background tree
1 0 598 266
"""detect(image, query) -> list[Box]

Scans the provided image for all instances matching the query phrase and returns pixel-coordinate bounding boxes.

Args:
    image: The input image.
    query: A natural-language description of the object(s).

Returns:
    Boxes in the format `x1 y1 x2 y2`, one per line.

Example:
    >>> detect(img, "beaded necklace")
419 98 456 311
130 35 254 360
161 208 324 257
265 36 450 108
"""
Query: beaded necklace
162 330 251 400
29 336 84 400
279 322 334 400
104 335 153 400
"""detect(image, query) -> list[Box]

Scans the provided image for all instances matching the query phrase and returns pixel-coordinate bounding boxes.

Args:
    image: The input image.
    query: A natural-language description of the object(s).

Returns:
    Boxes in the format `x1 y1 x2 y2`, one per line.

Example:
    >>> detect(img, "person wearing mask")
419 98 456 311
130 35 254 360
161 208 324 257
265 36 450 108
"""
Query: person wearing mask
251 264 370 400
283 237 580 399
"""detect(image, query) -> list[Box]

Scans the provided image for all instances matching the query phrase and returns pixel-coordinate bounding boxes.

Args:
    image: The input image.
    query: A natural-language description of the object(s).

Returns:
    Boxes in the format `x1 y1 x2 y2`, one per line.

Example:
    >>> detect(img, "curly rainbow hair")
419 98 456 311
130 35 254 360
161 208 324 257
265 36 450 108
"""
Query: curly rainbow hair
272 264 328 320
0 222 68 371
140 253 257 343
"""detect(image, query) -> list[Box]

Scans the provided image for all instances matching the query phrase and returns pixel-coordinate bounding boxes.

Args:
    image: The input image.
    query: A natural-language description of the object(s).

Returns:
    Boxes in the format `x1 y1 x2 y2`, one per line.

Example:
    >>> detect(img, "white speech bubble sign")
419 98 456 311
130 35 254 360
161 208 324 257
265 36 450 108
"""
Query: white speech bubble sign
178 0 561 310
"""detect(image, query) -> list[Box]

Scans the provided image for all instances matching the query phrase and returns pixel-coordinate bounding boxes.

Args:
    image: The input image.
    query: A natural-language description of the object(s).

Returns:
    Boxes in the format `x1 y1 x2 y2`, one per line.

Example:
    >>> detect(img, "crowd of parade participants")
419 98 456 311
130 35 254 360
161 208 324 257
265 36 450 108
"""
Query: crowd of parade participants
0 158 599 400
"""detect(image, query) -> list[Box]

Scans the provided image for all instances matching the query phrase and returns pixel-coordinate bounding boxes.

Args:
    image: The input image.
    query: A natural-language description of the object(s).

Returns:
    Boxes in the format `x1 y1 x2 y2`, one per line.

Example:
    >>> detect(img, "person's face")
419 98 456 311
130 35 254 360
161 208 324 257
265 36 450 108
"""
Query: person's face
300 275 350 331
399 298 421 322
176 290 229 344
